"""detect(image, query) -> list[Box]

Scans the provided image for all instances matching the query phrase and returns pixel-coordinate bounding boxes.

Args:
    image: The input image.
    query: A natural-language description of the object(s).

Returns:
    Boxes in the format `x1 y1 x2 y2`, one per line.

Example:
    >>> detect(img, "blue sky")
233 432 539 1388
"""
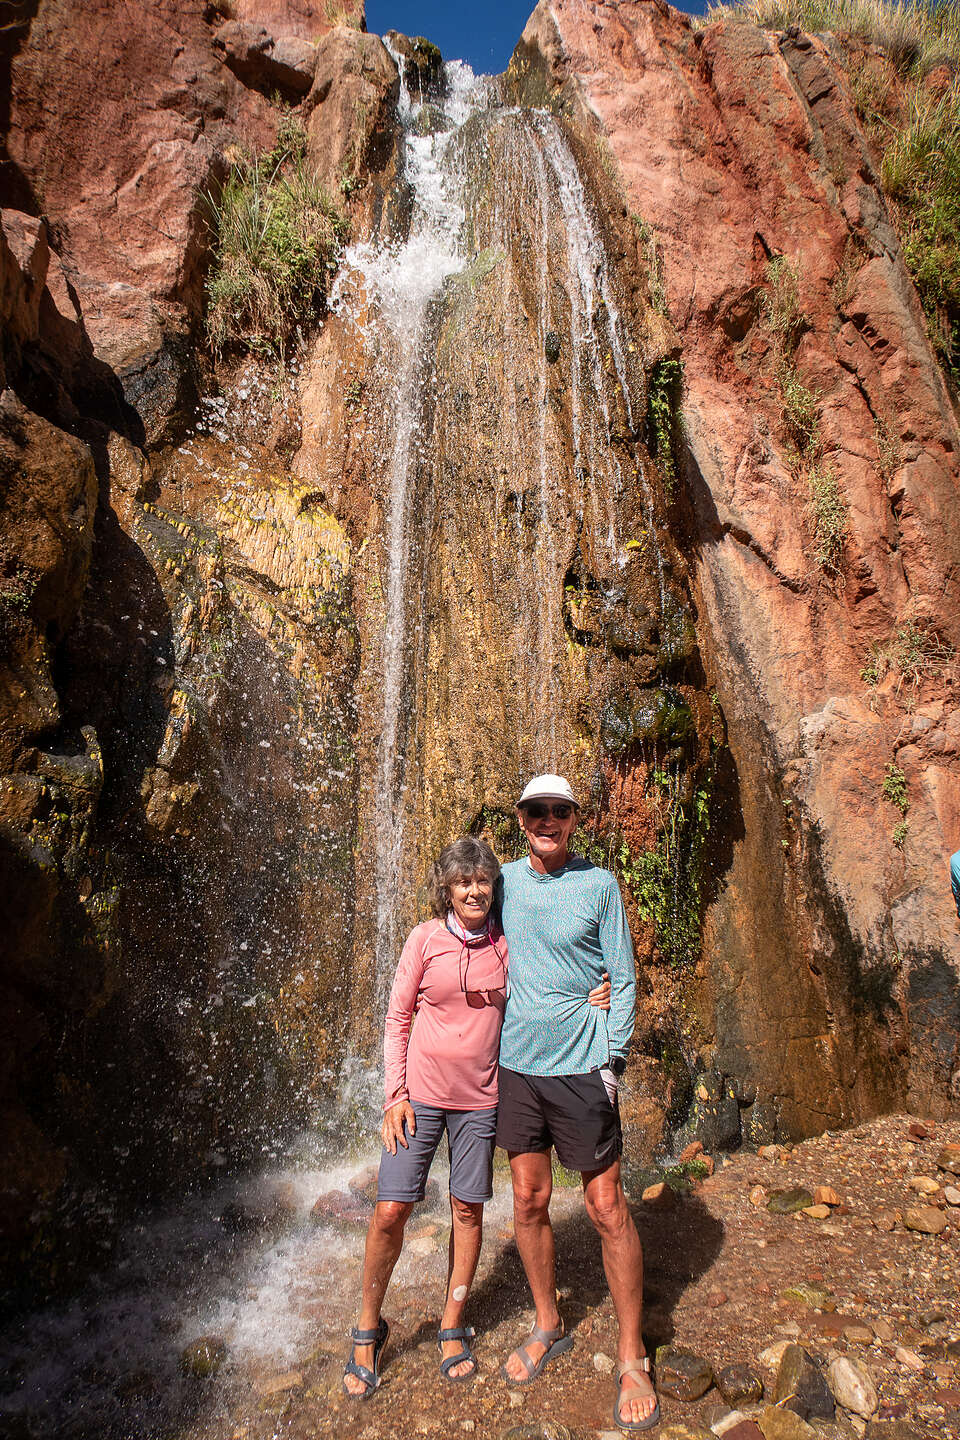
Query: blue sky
365 1 708 75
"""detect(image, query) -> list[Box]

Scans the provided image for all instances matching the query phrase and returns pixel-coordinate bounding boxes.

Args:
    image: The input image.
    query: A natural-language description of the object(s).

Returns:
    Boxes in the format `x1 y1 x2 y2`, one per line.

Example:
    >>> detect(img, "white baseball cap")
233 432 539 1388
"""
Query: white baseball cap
517 773 580 809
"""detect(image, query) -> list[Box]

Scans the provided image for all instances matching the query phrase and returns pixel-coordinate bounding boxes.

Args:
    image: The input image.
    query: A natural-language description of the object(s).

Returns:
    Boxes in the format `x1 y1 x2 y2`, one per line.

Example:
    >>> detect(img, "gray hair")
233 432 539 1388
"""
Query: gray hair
426 837 501 918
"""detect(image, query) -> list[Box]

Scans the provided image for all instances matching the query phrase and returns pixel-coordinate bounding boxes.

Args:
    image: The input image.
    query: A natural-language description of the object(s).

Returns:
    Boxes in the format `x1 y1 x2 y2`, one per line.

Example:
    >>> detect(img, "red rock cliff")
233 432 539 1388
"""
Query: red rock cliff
516 0 960 1128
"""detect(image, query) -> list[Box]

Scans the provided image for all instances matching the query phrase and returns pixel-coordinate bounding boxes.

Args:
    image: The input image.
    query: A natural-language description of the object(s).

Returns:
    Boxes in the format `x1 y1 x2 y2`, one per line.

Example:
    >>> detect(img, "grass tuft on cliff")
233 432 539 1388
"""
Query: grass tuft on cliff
204 122 348 360
706 0 960 384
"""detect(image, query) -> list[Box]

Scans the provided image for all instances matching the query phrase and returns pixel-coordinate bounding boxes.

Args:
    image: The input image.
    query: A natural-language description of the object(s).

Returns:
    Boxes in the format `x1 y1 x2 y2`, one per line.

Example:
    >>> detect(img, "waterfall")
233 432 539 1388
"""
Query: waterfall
332 50 488 993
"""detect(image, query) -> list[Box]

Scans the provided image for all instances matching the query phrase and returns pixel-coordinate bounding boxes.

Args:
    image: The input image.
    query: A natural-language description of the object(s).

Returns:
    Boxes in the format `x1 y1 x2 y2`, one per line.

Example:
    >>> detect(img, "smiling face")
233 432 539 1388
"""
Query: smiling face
517 799 579 873
447 869 495 931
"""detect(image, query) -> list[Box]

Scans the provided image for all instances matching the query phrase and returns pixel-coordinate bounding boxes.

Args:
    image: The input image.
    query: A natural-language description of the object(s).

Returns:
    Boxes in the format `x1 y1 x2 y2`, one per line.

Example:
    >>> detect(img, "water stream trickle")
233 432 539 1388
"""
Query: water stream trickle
333 50 488 993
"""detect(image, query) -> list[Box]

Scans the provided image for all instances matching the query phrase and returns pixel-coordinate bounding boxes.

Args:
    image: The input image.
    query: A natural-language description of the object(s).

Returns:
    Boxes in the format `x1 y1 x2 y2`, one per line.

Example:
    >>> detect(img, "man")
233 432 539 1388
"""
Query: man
496 773 658 1432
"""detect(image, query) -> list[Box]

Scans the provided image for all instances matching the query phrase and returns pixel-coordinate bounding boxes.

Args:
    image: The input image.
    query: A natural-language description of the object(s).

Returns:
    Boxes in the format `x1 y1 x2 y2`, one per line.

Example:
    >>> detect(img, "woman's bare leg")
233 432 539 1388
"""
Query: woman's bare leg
344 1199 413 1396
439 1196 484 1378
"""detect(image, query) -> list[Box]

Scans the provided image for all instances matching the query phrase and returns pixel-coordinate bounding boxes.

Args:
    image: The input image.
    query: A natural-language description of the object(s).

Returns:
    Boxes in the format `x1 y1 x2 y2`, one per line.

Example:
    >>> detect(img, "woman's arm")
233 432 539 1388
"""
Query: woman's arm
383 927 428 1115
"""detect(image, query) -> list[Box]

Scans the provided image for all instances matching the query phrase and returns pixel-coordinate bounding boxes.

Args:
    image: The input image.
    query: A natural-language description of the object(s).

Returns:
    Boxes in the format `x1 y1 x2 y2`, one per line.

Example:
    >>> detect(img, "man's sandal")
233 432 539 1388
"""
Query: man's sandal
613 1355 660 1432
500 1323 574 1385
438 1325 477 1382
342 1317 389 1399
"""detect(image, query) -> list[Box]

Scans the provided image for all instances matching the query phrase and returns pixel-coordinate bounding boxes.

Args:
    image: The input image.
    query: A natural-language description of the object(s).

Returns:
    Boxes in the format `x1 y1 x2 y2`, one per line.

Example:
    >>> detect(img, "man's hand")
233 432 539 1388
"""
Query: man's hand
588 971 611 1010
382 1100 416 1154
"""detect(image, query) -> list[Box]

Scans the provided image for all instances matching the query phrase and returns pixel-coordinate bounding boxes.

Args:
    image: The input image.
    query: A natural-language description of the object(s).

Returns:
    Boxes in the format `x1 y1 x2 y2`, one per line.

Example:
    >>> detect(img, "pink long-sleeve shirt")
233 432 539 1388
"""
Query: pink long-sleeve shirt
383 918 509 1112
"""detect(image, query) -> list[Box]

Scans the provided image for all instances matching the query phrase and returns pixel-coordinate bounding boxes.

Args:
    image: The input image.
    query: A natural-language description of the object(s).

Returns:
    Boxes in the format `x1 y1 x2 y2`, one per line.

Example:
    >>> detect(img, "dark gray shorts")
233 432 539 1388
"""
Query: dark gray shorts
377 1102 498 1204
495 1067 622 1171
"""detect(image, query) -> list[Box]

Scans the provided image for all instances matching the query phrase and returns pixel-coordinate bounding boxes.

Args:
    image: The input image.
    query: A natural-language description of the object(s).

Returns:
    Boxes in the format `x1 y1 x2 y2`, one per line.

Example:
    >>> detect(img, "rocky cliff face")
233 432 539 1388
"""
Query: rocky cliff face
1 0 959 1304
512 0 960 1130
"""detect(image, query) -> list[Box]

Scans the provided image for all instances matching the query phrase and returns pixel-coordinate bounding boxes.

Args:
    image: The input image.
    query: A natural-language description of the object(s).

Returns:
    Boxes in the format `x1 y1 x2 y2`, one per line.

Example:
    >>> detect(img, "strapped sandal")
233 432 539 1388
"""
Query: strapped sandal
437 1324 477 1382
614 1354 660 1432
500 1322 573 1385
342 1317 389 1400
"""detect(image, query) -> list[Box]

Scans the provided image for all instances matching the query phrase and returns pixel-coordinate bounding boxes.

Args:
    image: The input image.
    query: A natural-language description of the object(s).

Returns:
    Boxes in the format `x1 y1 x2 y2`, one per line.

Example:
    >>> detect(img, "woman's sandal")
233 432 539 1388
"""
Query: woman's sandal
613 1355 660 1432
500 1322 574 1385
342 1317 389 1399
437 1324 477 1382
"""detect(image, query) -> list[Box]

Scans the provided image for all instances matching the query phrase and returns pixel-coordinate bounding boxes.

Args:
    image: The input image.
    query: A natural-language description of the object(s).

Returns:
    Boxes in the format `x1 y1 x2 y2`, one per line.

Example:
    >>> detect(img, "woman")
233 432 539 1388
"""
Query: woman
343 835 610 1396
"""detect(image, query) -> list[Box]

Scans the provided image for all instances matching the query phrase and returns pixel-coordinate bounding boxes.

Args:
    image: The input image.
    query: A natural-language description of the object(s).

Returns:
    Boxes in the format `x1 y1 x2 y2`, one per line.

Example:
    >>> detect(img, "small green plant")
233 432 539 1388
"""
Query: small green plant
705 0 960 388
807 462 847 574
204 126 348 359
646 357 684 495
762 255 808 351
325 0 363 27
779 368 821 455
633 216 668 316
0 561 37 614
892 819 909 847
861 618 952 696
882 761 909 814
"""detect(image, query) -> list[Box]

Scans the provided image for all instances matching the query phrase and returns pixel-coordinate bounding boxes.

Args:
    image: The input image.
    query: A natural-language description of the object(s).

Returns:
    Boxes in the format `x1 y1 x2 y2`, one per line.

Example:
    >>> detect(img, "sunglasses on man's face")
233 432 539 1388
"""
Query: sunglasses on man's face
522 802 574 821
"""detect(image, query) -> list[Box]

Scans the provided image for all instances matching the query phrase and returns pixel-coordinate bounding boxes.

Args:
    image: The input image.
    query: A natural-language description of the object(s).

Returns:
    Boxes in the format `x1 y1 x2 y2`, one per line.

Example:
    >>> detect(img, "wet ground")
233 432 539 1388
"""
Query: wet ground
1 1113 958 1439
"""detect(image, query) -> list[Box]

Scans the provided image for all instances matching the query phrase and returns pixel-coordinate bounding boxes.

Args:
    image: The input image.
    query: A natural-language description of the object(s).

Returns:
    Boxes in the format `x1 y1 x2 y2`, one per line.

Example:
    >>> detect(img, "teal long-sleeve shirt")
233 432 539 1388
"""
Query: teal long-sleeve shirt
498 856 636 1076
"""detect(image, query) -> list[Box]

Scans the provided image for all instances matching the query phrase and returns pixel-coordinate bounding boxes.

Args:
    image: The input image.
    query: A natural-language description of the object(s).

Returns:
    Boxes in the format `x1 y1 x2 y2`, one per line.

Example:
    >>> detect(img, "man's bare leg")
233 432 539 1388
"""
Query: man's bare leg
439 1196 484 1378
503 1150 562 1381
582 1160 656 1426
344 1199 413 1396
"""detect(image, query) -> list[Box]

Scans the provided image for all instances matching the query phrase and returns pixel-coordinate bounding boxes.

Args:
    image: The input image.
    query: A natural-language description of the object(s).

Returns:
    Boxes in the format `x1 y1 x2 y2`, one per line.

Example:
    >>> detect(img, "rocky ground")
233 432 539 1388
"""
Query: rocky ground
139 1113 960 1440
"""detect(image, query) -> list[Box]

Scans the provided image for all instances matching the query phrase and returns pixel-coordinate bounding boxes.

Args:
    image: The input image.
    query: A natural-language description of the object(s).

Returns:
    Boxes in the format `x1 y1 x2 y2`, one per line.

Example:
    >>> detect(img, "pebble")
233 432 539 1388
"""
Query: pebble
461 1423 475 1433
657 1425 713 1440
944 1185 960 1206
719 1424 765 1440
864 1424 919 1439
716 1363 764 1404
801 1204 831 1219
759 1340 792 1369
872 1319 895 1341
756 1406 817 1438
180 1337 227 1378
813 1185 840 1206
903 1205 946 1234
873 1210 898 1232
680 1140 704 1161
893 1346 924 1371
749 1186 767 1207
508 1390 525 1408
773 1343 835 1420
780 1284 837 1311
843 1323 874 1345
656 1348 715 1401
827 1356 878 1417
255 1371 303 1397
936 1143 960 1175
767 1187 814 1214
905 1175 940 1195
642 1180 675 1208
707 1289 729 1308
593 1351 614 1374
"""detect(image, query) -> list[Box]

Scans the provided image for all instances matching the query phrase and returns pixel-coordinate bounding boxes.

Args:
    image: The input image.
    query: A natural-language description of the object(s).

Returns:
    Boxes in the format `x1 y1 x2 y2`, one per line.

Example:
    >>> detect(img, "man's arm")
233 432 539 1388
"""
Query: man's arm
598 874 636 1061
951 851 960 919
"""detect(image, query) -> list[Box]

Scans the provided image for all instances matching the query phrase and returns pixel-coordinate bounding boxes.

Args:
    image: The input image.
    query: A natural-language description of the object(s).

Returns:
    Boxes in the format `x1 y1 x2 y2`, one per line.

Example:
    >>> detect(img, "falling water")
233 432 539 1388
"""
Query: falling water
333 51 488 989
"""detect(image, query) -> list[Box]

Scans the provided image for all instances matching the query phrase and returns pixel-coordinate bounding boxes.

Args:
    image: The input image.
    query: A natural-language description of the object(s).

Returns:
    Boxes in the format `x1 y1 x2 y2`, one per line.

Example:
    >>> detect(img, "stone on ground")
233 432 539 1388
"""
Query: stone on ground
179 1337 227 1378
767 1187 814 1214
936 1144 960 1175
773 1344 835 1420
656 1347 715 1401
827 1355 878 1417
757 1406 817 1439
902 1205 946 1234
658 1423 714 1439
716 1362 764 1404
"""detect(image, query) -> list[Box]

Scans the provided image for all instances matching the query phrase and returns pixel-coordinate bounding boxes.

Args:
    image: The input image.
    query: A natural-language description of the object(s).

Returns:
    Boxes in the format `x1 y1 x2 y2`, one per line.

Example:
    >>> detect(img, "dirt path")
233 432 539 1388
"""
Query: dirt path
163 1113 959 1440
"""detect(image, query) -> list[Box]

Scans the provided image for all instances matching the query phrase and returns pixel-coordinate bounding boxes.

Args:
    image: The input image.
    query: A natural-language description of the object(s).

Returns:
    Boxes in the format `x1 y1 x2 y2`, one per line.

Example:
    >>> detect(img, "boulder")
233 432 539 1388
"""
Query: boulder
655 1348 714 1402
827 1355 878 1418
773 1344 835 1420
716 1363 764 1405
213 21 317 99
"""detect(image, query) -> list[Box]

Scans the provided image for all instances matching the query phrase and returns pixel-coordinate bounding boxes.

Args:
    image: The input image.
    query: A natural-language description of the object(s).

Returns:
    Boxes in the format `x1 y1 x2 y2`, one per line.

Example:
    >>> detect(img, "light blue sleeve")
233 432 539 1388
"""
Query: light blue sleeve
951 851 960 919
598 873 636 1060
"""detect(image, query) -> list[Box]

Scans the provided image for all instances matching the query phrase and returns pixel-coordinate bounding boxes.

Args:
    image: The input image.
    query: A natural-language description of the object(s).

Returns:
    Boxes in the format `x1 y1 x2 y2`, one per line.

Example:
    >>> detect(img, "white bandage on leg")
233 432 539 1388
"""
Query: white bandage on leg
452 1284 467 1302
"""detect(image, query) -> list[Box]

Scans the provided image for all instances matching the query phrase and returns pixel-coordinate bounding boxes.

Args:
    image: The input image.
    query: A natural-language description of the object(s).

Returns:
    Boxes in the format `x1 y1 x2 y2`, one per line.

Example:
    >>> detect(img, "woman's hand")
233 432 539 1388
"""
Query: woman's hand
382 1100 416 1155
588 972 611 1010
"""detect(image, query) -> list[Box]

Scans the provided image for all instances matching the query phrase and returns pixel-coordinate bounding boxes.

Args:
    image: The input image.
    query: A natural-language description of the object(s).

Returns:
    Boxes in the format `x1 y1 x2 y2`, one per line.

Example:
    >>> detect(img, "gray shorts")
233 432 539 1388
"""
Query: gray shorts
377 1103 497 1204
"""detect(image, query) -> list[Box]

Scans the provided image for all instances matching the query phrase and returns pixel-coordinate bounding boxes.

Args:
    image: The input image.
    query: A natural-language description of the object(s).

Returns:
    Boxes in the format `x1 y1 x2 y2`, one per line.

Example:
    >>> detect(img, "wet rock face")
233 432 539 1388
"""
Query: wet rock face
519 0 960 1127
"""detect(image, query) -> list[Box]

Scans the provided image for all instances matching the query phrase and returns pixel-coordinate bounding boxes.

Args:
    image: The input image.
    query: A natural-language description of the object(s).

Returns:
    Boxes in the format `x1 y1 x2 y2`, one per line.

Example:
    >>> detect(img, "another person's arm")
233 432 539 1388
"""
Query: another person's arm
598 874 636 1064
951 851 960 920
382 929 427 1153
